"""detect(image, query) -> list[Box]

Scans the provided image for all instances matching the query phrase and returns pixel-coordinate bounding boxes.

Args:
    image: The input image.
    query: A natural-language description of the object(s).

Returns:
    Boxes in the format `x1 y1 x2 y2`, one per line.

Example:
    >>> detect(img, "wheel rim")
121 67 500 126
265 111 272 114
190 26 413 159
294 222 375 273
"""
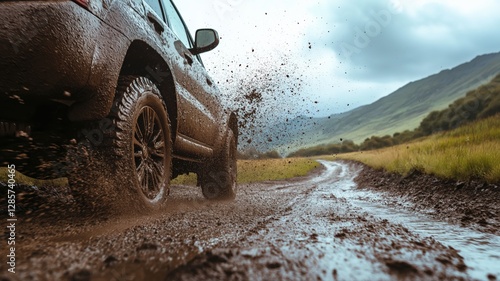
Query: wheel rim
133 106 166 202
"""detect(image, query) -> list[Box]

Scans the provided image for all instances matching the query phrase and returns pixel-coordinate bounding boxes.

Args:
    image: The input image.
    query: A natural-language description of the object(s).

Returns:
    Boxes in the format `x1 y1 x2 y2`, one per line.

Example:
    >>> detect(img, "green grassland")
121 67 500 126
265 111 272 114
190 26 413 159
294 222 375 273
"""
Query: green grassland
173 158 320 185
237 158 320 183
325 115 500 183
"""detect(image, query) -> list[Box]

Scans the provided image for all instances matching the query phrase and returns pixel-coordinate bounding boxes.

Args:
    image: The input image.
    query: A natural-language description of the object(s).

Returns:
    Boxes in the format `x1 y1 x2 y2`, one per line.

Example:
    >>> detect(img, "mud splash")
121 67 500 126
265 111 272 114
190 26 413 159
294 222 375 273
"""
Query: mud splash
215 54 317 152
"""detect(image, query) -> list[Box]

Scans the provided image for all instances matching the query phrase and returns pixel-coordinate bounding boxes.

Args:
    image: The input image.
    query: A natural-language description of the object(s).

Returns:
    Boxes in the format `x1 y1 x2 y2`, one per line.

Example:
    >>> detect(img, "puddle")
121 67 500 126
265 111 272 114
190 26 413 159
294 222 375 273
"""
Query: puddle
320 161 500 281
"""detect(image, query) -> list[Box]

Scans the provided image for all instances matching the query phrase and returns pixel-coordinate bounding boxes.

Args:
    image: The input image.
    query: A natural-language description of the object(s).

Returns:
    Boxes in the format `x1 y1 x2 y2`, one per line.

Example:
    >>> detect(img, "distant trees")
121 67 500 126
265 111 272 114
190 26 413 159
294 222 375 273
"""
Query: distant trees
392 130 418 144
340 140 358 153
237 146 282 160
359 135 393 151
288 139 359 157
477 89 500 119
259 150 281 159
287 74 500 157
418 75 500 135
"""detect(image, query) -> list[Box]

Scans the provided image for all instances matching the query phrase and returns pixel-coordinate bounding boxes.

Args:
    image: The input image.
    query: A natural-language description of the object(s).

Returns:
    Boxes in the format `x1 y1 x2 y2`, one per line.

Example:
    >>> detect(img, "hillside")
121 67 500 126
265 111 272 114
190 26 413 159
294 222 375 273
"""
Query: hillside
263 52 500 154
289 74 500 157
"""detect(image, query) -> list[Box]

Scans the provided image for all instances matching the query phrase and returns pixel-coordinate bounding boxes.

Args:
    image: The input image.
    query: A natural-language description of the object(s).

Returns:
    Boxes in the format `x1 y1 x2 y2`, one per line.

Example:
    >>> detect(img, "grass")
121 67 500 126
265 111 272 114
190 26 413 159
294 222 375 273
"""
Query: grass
0 168 67 187
0 158 320 187
323 115 500 183
237 158 320 183
173 158 320 185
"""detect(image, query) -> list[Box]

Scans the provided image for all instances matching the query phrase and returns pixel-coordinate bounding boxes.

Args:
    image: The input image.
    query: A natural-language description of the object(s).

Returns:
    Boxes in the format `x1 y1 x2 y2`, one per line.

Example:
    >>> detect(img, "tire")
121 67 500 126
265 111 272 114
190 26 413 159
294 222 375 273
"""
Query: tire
200 130 237 200
67 76 172 214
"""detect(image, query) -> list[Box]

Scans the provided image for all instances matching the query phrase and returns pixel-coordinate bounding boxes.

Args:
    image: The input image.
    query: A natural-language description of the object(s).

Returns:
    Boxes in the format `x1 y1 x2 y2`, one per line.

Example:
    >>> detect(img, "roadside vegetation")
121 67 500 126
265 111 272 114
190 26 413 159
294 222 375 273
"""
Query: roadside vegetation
173 158 320 185
324 114 500 183
236 158 320 183
290 74 500 157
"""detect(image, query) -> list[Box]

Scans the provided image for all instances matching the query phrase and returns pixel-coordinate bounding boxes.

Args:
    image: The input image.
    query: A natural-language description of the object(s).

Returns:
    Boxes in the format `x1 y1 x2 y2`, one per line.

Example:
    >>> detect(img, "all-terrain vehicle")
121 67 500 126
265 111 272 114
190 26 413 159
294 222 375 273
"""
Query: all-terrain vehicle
0 0 238 213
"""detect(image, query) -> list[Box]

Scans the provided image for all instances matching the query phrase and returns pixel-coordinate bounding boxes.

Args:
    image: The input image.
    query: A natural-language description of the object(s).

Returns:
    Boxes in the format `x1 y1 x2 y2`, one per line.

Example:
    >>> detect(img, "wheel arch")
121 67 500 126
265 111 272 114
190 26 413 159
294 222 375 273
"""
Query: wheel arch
118 40 178 144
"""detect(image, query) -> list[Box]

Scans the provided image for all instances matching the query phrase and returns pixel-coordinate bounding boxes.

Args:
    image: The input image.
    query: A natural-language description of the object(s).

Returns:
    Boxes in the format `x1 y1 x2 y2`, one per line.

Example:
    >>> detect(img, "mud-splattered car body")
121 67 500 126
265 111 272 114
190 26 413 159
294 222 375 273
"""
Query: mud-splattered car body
0 0 238 212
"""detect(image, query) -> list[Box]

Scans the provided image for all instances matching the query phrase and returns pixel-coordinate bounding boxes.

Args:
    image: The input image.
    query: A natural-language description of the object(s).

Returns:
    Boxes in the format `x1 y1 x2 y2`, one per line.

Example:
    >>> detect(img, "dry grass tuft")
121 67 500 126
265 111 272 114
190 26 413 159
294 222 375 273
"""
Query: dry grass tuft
325 115 500 183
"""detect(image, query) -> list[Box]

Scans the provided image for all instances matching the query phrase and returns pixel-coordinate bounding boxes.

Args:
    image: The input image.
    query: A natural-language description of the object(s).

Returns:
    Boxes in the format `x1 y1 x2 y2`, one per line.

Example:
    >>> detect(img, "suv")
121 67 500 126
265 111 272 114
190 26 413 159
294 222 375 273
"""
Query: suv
0 0 238 213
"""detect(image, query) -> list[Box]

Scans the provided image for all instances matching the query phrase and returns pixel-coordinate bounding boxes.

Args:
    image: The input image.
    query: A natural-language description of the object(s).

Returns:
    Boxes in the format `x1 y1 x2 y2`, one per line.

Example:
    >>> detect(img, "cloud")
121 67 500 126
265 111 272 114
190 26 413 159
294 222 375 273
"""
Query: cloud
321 0 500 82
176 0 500 118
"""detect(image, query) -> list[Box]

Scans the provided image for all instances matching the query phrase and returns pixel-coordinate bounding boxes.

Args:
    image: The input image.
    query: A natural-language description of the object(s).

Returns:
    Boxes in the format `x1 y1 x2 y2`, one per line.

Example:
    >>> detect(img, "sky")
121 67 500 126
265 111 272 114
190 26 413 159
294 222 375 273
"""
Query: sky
176 0 500 118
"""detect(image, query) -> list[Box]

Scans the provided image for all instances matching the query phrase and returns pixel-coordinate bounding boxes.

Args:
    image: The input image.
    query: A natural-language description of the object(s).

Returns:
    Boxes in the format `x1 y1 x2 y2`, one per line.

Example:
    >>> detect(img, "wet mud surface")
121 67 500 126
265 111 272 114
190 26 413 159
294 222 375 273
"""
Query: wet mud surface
352 161 500 236
1 161 497 280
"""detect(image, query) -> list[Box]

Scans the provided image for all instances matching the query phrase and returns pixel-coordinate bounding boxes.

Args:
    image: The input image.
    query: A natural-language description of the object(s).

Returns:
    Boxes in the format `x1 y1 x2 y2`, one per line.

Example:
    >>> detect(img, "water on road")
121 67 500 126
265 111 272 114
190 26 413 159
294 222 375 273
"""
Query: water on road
321 160 500 281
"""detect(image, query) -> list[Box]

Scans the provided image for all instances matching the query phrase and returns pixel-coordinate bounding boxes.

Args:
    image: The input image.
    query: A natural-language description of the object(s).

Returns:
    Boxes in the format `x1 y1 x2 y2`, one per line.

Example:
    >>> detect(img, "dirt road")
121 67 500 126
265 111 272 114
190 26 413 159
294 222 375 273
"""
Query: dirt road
1 161 497 280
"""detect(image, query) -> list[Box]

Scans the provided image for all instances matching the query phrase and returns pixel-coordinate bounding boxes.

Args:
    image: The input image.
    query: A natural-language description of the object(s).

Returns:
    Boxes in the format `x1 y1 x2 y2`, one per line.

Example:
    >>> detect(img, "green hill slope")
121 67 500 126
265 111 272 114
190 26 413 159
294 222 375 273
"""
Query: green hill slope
270 52 500 154
289 74 500 157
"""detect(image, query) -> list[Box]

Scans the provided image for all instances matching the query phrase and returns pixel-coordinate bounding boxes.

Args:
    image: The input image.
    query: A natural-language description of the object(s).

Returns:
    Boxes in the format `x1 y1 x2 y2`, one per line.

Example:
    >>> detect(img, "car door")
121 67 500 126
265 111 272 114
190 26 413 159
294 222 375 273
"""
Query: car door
162 0 221 156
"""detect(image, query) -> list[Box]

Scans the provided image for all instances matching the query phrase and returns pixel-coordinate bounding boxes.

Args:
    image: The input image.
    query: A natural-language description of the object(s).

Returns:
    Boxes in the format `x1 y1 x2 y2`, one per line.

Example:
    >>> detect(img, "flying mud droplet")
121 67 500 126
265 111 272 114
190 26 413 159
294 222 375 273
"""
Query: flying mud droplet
217 54 315 155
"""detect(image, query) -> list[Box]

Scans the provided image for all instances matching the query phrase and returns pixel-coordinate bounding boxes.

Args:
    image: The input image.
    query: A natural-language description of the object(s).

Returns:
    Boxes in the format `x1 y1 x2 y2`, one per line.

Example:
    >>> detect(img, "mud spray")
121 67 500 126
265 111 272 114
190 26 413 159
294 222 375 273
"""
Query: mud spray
212 51 321 156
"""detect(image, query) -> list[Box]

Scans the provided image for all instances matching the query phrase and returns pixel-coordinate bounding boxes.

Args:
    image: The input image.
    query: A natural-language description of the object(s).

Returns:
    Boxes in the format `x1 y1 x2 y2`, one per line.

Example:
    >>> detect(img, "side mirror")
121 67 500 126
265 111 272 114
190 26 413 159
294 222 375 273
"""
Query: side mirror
190 29 219 55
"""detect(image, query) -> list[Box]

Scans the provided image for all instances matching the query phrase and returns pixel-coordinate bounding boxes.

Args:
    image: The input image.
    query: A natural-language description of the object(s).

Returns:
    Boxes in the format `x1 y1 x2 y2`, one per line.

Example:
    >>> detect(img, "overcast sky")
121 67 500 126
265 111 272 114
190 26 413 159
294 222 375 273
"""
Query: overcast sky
176 0 500 117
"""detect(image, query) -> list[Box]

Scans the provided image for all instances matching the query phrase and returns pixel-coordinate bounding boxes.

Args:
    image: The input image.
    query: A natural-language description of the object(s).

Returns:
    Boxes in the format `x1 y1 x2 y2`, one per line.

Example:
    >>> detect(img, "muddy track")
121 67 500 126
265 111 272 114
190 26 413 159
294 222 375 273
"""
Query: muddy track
351 160 500 236
0 161 496 280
